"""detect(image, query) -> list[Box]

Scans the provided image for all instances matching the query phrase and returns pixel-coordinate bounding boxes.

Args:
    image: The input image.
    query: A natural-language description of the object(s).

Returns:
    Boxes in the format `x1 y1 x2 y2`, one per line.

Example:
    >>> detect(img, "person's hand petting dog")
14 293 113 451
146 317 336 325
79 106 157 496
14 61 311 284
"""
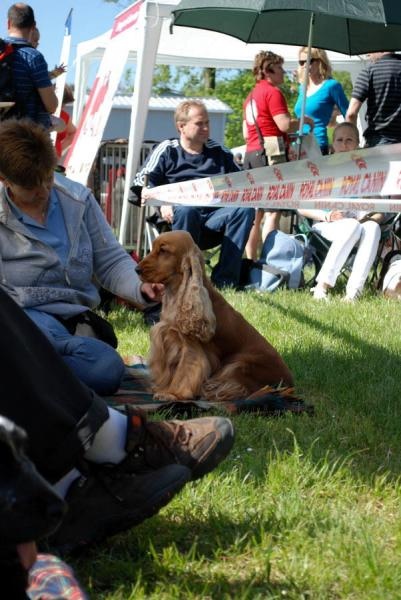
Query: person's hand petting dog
140 282 165 303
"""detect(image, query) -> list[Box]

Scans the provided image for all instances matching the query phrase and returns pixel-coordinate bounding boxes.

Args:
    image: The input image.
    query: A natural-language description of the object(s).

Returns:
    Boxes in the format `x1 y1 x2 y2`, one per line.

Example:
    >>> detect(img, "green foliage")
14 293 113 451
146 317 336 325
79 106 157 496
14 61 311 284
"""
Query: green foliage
152 65 176 96
118 67 134 94
214 70 253 148
333 69 353 99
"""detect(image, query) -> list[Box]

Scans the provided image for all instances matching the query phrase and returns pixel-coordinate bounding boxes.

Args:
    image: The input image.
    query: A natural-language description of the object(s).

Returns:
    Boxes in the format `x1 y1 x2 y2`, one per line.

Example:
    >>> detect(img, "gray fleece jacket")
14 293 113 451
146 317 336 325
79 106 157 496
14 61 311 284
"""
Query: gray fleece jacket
0 173 148 316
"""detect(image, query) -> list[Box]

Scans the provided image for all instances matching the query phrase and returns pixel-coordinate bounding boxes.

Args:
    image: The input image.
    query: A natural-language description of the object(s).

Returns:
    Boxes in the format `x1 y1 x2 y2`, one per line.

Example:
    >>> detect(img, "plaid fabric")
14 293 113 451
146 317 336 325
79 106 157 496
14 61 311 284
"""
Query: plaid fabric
105 367 314 417
28 553 87 600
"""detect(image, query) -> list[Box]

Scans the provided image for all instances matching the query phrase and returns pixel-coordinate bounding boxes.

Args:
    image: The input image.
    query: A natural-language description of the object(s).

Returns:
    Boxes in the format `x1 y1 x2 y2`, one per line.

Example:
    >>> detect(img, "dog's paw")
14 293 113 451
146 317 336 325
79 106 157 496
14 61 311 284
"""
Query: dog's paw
153 391 181 402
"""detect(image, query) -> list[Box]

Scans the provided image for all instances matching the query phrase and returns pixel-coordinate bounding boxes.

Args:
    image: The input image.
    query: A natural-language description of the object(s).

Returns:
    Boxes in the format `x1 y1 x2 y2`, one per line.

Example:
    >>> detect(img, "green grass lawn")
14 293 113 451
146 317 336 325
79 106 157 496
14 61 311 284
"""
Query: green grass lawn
73 288 401 599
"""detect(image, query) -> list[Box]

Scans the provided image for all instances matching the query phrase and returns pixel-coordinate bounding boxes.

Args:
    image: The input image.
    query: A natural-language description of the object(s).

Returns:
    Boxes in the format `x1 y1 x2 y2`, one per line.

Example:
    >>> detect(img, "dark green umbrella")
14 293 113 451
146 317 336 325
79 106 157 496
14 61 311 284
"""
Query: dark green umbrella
172 1 401 55
172 0 401 156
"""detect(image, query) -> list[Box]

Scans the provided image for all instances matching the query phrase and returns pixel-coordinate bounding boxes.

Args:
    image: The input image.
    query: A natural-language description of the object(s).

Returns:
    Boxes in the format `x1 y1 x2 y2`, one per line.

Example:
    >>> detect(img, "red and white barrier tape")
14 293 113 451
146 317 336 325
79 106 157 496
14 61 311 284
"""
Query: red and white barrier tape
143 143 401 213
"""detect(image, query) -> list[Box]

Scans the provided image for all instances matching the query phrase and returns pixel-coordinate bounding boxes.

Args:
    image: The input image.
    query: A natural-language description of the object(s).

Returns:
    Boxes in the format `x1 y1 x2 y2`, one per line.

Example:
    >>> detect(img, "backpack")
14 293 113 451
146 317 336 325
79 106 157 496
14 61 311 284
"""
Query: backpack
0 38 27 121
240 229 309 292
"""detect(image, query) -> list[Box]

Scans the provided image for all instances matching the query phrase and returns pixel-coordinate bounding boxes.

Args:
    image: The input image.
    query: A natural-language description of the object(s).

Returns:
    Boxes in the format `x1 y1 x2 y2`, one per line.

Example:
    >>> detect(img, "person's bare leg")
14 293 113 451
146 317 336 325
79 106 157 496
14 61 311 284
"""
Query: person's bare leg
262 210 281 241
245 209 264 260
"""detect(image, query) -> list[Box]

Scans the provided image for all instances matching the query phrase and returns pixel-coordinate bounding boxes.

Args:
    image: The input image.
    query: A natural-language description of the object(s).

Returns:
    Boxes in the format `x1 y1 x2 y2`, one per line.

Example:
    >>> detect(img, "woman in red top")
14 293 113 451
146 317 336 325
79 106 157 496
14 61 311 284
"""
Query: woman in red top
55 85 77 161
243 50 313 259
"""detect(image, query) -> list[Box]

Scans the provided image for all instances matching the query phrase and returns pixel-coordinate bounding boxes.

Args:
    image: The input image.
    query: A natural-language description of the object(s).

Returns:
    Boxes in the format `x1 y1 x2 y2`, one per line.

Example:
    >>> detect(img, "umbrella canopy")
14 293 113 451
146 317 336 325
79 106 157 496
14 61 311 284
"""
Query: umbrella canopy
172 0 401 54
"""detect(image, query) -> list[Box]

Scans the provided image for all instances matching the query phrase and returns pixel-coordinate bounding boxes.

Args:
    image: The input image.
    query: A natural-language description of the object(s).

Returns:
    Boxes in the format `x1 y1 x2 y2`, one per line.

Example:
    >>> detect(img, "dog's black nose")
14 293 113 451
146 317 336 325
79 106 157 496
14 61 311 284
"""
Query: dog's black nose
135 265 142 275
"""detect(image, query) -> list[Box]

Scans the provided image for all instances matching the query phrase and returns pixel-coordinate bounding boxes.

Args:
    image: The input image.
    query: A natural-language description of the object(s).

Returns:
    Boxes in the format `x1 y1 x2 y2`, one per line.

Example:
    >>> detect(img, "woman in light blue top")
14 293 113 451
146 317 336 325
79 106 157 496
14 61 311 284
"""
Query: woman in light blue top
294 47 349 154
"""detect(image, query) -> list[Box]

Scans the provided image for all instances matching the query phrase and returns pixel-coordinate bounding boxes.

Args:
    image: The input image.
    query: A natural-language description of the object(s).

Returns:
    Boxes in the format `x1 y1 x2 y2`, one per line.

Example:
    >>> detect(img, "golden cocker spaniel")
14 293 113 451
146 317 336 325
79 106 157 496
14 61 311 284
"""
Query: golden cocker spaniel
136 231 294 403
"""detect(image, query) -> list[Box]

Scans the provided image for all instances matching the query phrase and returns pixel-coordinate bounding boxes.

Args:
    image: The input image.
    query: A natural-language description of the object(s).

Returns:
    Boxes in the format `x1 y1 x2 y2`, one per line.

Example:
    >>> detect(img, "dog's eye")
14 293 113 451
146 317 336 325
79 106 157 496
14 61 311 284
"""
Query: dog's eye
158 246 168 255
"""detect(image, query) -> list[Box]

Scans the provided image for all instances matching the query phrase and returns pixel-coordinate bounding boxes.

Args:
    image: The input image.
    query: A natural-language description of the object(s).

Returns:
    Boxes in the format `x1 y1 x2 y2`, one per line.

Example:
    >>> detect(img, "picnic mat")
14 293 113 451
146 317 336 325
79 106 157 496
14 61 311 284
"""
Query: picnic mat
105 366 314 418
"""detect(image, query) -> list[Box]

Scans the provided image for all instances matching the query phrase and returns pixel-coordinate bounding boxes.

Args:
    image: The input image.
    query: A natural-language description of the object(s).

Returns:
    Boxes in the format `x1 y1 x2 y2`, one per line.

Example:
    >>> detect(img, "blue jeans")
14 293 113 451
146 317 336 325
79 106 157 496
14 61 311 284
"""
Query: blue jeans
172 206 255 287
24 309 125 395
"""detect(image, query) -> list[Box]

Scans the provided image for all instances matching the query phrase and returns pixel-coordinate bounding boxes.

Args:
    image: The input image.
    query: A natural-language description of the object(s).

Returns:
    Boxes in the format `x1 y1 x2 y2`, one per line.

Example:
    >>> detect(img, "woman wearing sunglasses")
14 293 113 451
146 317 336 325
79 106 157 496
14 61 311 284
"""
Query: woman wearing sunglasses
294 47 349 155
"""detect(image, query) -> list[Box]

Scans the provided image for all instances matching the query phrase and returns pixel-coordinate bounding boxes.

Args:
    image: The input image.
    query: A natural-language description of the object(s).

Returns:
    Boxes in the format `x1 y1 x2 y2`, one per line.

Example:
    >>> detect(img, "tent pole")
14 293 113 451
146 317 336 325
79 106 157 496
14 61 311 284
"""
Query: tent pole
297 12 315 160
118 2 165 247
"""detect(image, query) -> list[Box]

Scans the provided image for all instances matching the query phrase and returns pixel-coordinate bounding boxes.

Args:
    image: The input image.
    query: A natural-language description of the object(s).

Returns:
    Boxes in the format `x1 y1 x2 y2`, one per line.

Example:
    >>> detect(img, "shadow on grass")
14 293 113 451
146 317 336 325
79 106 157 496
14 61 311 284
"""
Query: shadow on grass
74 512 306 599
250 294 401 479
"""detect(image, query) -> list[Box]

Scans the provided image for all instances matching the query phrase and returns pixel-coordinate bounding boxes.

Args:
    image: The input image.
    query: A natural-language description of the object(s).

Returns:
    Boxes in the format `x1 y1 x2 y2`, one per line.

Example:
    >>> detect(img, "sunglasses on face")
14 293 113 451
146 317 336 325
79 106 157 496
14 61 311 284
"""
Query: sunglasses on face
299 58 316 66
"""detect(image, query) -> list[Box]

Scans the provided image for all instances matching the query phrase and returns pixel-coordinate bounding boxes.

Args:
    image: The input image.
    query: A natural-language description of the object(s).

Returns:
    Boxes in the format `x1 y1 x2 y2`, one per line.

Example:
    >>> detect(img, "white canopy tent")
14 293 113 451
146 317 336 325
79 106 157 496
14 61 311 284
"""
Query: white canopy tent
73 0 367 245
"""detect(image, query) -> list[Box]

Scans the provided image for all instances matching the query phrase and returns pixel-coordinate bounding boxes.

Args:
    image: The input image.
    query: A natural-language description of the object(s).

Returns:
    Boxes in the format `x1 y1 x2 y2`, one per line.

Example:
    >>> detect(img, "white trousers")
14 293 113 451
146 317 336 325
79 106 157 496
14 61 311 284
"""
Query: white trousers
313 218 381 295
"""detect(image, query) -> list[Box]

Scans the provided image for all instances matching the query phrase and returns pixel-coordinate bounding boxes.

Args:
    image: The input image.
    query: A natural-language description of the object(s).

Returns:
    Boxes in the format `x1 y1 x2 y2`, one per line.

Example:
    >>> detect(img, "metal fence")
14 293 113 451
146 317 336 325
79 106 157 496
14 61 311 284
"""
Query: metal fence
92 139 157 249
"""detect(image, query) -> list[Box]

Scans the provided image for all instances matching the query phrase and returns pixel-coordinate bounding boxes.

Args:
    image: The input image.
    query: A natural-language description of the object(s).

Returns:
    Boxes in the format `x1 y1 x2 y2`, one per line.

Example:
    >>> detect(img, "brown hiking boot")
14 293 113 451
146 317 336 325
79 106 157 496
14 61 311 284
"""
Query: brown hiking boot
122 407 234 480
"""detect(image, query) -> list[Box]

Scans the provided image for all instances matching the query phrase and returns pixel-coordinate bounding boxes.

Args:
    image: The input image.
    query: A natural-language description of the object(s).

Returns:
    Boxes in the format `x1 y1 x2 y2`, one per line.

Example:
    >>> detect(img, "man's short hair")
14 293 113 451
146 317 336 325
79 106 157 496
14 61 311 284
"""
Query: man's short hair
0 119 57 188
174 100 207 125
7 3 35 29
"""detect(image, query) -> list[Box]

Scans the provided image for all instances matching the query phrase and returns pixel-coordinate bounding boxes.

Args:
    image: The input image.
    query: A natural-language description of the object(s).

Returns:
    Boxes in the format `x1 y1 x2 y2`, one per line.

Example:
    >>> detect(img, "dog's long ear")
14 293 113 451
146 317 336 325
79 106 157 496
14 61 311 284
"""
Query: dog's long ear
176 247 216 342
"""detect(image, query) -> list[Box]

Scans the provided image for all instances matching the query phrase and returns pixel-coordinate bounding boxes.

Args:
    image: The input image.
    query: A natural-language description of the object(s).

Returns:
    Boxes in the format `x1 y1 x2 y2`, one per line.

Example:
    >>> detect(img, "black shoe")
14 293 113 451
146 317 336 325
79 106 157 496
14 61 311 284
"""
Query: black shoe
123 408 235 480
47 463 191 554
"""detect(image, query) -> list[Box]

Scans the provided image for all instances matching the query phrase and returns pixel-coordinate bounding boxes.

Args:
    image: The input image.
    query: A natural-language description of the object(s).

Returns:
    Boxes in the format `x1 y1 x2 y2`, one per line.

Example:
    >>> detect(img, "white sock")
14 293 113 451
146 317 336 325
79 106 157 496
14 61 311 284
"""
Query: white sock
84 407 128 465
53 409 128 498
53 468 81 498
